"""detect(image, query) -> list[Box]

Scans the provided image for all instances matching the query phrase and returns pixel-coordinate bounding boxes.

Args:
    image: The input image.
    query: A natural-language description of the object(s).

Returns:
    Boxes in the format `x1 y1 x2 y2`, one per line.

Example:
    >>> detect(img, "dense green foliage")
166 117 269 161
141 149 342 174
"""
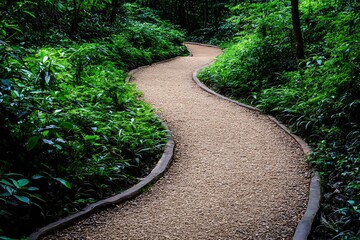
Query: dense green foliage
135 0 237 43
1 0 359 238
0 2 186 238
198 0 359 238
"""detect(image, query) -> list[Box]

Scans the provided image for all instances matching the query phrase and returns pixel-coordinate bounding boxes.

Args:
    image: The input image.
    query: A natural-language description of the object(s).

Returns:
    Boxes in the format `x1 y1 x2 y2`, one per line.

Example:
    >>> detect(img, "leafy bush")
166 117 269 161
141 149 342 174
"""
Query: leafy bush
188 20 236 45
0 41 167 238
0 3 186 238
198 1 296 103
198 0 359 238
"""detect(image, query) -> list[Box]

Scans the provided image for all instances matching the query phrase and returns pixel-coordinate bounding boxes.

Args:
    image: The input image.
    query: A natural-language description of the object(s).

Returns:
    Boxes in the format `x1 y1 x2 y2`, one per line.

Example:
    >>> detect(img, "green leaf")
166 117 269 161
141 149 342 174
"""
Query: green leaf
14 195 31 205
2 186 14 195
0 236 17 240
23 10 36 18
54 178 72 189
42 139 54 145
10 179 20 189
31 174 44 180
0 179 13 187
55 138 66 144
27 136 40 151
17 179 29 188
3 173 23 178
42 130 49 137
26 186 39 191
60 121 75 130
45 72 50 84
84 135 100 141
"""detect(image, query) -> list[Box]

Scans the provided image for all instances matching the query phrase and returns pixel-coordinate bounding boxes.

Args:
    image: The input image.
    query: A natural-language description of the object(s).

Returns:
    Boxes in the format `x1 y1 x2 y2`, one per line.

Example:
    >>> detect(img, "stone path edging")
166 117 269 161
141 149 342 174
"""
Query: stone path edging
29 42 320 240
189 42 320 240
29 124 175 240
30 49 192 240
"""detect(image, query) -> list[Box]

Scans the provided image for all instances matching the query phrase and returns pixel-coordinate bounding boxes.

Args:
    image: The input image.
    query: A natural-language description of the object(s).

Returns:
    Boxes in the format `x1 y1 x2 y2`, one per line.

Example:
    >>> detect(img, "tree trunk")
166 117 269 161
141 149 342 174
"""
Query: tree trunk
70 0 79 37
6 0 17 7
109 0 120 24
151 0 158 10
291 0 305 60
178 0 186 28
204 0 209 25
214 0 221 26
70 0 84 37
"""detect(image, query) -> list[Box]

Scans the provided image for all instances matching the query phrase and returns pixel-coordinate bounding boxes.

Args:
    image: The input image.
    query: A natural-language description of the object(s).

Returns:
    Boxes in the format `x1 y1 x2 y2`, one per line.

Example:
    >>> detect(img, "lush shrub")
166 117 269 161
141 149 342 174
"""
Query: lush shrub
198 0 359 238
198 33 295 102
0 3 186 238
188 20 236 45
0 41 167 238
198 1 296 103
258 4 360 238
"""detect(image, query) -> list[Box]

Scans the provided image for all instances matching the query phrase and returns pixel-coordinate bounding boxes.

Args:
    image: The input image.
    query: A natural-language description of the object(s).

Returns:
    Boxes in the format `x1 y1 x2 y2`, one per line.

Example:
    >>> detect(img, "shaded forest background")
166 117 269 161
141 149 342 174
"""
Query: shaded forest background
1 0 359 239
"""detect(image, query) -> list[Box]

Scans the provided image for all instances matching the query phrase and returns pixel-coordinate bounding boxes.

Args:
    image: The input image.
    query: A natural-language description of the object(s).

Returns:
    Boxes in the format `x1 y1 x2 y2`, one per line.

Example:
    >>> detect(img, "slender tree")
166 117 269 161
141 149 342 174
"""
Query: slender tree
110 0 120 23
291 0 305 60
178 0 186 28
204 0 209 25
70 0 83 37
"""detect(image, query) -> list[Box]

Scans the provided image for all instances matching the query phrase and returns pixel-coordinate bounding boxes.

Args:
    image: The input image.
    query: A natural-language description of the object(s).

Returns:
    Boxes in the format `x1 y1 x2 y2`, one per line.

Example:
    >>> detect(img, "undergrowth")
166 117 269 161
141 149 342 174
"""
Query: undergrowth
0 3 186 238
198 0 359 239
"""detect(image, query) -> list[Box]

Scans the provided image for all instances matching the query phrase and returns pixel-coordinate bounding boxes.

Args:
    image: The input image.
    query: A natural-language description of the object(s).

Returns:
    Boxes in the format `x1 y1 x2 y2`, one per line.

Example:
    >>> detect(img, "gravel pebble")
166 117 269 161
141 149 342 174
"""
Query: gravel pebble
43 43 309 240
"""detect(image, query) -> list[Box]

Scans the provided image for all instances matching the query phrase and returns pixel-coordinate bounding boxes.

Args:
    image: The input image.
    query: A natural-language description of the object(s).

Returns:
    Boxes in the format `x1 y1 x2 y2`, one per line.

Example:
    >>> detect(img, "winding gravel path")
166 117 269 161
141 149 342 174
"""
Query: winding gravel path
44 43 310 239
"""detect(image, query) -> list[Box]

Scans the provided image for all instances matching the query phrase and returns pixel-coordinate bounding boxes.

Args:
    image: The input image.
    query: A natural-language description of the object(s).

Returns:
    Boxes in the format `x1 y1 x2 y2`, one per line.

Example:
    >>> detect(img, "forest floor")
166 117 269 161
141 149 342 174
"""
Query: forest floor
44 43 310 240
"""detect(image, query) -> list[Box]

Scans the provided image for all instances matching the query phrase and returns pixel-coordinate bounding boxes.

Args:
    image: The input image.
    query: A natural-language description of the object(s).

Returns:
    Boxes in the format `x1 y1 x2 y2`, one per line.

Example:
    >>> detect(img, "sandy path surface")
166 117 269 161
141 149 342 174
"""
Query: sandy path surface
44 44 309 240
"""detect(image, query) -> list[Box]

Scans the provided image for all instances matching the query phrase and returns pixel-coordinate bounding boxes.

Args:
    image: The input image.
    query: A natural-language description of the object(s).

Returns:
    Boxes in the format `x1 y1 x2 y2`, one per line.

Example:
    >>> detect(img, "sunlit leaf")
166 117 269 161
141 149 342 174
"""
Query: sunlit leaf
23 10 36 18
31 174 45 180
54 178 72 189
45 72 50 84
14 195 31 204
42 139 54 145
84 135 100 141
17 179 29 188
0 179 13 187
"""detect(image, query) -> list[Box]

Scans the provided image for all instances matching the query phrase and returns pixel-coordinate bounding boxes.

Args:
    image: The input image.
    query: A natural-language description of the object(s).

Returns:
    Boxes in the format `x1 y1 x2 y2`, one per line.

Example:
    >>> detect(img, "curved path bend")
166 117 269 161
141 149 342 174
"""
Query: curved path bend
45 44 310 239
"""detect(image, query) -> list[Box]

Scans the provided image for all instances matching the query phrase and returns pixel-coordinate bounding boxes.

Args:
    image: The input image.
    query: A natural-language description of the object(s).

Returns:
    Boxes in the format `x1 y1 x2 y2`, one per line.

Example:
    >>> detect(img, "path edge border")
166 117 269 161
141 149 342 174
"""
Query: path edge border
28 118 175 239
28 46 195 239
188 42 321 240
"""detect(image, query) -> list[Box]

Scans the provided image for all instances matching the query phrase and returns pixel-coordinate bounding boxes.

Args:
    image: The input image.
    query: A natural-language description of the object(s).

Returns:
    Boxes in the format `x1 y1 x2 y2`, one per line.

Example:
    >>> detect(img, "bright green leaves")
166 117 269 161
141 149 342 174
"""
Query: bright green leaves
53 178 72 189
4 177 33 205
0 175 39 206
11 178 29 189
60 121 75 130
0 3 180 238
83 135 100 141
14 195 31 205
199 0 360 238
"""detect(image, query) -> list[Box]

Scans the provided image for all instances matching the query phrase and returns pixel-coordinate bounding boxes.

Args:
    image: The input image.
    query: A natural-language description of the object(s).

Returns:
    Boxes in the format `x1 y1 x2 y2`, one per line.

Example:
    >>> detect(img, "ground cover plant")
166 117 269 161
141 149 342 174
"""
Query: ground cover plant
0 2 186 238
1 0 359 239
198 0 359 239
